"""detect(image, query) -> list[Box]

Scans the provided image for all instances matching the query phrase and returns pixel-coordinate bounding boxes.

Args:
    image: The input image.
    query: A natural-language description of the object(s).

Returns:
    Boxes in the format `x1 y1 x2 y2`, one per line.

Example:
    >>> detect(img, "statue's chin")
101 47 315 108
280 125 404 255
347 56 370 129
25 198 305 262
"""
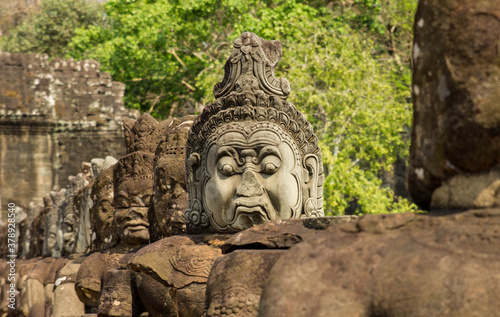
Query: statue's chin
120 229 150 246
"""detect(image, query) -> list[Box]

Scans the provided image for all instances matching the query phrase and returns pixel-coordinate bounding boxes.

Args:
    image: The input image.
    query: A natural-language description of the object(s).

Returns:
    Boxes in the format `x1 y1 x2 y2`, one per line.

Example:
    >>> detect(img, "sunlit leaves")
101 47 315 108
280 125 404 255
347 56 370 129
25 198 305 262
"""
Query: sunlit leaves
0 0 105 56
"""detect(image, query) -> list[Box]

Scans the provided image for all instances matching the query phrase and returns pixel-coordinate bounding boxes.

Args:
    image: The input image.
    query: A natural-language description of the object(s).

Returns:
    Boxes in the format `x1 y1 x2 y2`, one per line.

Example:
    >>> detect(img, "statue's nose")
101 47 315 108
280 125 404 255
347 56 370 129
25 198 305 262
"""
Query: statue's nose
128 206 148 219
235 169 264 197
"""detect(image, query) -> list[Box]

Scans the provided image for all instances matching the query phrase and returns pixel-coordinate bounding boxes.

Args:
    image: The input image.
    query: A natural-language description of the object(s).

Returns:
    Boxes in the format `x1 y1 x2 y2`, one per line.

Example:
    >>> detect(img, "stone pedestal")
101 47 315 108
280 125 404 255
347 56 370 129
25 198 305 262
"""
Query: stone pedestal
97 269 137 317
205 250 285 317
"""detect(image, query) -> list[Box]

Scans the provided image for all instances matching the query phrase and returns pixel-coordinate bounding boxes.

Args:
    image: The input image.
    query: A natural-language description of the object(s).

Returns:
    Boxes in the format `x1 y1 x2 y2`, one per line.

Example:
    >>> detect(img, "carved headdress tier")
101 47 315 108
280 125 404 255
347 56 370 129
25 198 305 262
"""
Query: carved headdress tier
185 33 324 234
214 32 290 99
114 152 154 185
123 113 162 154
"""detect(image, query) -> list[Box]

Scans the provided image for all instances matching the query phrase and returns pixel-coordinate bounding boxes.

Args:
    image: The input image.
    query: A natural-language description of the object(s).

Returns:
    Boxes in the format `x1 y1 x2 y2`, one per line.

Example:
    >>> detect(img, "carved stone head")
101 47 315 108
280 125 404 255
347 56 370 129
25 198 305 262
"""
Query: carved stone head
46 188 67 257
29 196 52 257
150 116 194 240
185 32 324 233
114 152 154 246
90 165 116 250
113 113 162 247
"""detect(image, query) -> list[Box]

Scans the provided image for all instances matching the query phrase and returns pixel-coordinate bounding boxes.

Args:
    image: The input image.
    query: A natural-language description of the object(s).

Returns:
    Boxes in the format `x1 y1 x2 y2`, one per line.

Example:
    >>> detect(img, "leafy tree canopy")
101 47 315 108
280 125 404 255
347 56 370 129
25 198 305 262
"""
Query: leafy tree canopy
72 0 421 215
0 0 105 57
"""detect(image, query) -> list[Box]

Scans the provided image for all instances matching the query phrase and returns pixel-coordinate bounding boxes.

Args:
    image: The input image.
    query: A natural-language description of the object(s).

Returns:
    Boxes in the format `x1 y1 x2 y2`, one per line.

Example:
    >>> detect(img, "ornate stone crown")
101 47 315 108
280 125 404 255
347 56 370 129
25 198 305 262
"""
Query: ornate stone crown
114 113 161 190
123 113 162 154
114 151 154 185
185 32 324 234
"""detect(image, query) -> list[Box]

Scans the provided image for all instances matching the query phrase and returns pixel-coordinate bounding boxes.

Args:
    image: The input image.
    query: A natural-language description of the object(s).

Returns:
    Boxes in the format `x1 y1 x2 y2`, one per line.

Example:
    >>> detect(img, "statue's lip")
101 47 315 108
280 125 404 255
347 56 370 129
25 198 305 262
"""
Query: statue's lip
234 205 268 216
234 197 267 208
125 221 149 230
229 198 272 223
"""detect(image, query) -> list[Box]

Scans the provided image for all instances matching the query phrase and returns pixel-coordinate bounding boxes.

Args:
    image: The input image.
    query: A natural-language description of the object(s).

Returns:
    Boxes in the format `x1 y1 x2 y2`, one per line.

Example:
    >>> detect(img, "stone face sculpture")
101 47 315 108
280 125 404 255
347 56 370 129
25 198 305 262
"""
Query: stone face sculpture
20 202 44 258
76 113 171 315
45 189 67 257
111 113 167 248
127 32 329 317
72 162 95 255
90 165 117 251
185 32 323 234
150 116 194 241
113 151 154 248
29 196 52 258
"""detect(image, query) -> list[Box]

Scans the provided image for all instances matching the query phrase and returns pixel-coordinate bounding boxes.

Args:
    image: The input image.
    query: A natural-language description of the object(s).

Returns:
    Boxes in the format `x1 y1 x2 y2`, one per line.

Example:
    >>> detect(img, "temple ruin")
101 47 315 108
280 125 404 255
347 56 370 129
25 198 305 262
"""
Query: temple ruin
1 0 500 315
0 52 138 220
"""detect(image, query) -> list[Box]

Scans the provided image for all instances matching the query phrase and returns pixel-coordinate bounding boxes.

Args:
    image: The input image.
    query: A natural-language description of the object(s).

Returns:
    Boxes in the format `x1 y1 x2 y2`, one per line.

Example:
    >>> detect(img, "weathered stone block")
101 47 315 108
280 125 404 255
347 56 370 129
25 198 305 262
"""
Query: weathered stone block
259 210 500 316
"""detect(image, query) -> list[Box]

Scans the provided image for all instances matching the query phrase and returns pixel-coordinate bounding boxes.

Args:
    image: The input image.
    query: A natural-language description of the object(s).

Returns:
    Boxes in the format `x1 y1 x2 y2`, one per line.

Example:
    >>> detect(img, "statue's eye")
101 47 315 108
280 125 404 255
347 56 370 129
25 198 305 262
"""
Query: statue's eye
262 162 278 174
142 195 151 206
100 201 113 212
220 164 235 176
117 198 130 208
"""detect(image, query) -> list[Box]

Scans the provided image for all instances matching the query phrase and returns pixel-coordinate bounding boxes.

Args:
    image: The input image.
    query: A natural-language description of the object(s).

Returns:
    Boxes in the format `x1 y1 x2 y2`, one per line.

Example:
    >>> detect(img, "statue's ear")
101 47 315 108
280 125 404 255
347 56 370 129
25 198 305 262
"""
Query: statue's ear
303 155 319 217
187 153 201 199
188 153 201 183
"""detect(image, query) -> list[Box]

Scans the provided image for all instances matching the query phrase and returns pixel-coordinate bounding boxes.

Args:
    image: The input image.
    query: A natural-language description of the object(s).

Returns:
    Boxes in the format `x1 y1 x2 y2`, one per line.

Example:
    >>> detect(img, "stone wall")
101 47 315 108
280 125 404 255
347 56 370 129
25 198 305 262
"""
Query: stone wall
0 52 138 220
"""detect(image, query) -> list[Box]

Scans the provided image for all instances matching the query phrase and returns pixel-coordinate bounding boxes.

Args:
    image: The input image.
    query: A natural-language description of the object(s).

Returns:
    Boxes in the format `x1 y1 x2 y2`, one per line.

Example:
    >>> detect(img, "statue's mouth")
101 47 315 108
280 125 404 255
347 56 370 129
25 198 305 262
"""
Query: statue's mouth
125 220 149 231
225 195 277 229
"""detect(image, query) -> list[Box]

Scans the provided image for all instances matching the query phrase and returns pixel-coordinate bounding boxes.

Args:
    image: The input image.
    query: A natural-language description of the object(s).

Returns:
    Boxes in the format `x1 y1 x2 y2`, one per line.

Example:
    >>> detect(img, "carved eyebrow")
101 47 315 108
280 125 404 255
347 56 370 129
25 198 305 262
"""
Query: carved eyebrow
258 146 282 162
216 146 240 162
118 191 129 198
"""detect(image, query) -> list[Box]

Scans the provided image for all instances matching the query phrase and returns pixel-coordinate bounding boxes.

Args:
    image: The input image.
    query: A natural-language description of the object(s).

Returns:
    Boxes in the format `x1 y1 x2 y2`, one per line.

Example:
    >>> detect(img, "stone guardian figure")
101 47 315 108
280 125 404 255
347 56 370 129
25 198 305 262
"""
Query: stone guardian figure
185 32 324 234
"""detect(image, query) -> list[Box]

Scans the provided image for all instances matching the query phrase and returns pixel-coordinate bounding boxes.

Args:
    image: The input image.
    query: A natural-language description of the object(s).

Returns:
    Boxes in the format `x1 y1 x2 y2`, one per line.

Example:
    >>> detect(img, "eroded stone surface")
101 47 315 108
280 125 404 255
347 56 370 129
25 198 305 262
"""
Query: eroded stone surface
127 234 230 316
206 250 285 317
76 249 128 307
98 269 139 317
204 216 357 317
431 168 500 209
53 256 87 317
221 216 357 254
128 235 226 289
409 0 500 209
259 210 500 316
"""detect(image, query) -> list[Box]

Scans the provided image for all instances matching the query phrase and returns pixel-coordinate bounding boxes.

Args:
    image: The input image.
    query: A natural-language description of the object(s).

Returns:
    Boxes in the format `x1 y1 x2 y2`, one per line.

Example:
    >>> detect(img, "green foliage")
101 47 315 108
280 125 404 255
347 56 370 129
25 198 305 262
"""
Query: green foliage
8 0 420 214
0 0 105 57
67 0 420 214
278 21 417 215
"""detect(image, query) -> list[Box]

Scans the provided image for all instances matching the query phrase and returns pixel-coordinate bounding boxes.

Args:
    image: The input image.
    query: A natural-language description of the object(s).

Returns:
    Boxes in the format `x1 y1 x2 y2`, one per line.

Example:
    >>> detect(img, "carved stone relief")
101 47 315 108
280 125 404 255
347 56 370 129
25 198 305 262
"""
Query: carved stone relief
76 113 171 314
